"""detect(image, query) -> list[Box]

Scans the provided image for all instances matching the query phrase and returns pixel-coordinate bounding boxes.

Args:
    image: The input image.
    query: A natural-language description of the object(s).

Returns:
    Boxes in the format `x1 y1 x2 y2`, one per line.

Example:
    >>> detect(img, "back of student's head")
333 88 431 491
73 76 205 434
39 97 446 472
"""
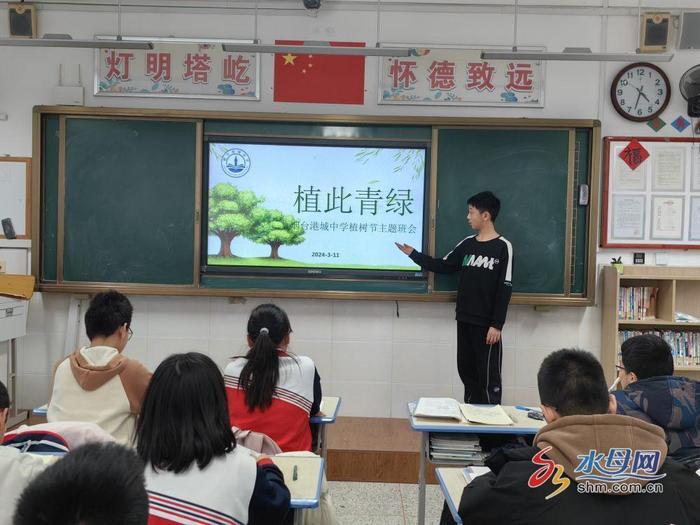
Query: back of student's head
0 379 8 411
467 191 501 222
538 348 610 417
621 334 674 379
85 290 133 340
136 352 234 474
13 442 148 525
240 303 292 411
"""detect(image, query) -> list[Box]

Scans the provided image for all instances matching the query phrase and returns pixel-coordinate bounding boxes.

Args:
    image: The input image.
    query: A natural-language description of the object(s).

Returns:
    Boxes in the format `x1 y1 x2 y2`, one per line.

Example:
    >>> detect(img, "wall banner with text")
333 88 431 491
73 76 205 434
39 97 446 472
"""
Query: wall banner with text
378 45 545 107
94 37 259 100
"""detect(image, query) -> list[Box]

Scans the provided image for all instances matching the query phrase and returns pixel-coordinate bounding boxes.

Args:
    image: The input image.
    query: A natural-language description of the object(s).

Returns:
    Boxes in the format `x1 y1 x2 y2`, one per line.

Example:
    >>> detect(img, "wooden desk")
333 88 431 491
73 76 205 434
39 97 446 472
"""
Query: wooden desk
272 455 324 525
310 396 341 460
436 467 491 525
409 403 545 525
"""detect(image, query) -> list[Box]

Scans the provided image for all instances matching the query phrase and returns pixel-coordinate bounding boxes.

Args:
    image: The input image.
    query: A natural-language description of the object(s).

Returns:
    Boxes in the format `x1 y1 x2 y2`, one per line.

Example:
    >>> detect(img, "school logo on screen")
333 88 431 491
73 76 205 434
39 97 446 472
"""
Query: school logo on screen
221 148 251 178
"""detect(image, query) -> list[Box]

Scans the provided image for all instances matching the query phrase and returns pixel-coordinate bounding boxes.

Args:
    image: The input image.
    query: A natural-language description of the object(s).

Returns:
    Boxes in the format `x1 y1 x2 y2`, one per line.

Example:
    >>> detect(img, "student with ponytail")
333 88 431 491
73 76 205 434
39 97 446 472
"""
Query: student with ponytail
225 304 322 453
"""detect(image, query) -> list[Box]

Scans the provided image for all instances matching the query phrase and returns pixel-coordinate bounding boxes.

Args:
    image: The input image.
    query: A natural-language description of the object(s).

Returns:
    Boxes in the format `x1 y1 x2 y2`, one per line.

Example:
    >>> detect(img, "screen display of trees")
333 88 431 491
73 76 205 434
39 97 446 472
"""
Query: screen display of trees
209 183 305 260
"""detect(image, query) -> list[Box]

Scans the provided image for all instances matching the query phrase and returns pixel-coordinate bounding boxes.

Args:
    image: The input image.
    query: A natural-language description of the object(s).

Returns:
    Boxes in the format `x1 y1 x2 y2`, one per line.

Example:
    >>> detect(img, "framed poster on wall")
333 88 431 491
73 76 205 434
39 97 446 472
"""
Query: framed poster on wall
602 137 700 249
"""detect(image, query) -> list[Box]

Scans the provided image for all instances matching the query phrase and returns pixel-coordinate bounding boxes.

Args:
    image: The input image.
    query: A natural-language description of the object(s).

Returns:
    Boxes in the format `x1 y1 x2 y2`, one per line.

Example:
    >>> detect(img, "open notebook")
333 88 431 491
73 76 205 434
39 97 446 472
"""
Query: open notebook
414 398 513 425
460 404 513 426
414 398 463 420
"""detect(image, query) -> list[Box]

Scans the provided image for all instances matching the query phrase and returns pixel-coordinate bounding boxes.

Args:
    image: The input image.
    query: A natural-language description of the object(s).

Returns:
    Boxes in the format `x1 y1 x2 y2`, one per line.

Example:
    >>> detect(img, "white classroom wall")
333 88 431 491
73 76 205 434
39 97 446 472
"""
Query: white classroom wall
1 0 700 415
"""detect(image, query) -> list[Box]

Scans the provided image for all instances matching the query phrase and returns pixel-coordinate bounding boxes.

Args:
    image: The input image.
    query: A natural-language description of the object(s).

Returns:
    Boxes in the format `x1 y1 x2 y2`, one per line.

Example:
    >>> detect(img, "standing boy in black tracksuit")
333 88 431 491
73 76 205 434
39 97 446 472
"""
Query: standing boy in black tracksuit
396 191 513 404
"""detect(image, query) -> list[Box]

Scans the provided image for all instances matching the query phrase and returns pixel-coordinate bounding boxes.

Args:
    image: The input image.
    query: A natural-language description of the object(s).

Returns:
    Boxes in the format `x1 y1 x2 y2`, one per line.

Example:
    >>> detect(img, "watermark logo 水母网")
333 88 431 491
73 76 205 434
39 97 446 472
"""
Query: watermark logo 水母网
528 447 666 499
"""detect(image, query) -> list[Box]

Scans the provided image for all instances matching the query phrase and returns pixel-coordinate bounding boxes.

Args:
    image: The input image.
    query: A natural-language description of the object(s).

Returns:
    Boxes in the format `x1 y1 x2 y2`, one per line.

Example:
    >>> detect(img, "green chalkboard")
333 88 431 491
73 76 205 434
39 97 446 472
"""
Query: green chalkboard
37 108 596 301
434 128 571 295
62 118 197 284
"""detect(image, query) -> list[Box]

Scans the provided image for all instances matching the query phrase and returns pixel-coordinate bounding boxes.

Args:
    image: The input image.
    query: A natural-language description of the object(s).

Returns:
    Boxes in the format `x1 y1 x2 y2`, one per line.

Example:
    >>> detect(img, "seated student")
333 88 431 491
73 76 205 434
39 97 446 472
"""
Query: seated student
450 348 700 525
0 380 115 525
0 380 56 525
48 290 151 445
13 442 148 525
225 303 322 452
136 352 290 525
614 334 700 469
4 419 114 454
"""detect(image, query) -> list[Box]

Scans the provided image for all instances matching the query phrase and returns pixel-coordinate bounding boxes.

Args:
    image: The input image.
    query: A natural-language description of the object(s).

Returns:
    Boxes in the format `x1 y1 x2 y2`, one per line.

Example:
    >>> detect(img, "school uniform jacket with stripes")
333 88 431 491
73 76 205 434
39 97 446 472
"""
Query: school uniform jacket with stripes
145 446 290 525
225 353 321 452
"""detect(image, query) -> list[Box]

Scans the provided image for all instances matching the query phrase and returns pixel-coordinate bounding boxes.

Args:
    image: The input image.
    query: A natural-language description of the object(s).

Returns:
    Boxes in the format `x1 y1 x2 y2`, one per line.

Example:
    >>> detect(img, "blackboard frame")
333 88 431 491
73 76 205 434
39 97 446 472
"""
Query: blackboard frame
32 106 600 306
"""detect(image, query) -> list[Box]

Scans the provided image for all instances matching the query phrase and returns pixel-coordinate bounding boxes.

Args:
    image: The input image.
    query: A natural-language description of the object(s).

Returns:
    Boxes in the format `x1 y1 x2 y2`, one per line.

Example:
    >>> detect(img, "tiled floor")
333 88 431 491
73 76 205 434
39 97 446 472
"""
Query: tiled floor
328 481 446 525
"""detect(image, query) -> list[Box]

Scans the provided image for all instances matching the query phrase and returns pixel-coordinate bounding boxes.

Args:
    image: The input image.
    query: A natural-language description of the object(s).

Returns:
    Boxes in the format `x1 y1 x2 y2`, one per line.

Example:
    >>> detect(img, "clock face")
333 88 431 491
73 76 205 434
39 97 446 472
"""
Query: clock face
611 63 671 122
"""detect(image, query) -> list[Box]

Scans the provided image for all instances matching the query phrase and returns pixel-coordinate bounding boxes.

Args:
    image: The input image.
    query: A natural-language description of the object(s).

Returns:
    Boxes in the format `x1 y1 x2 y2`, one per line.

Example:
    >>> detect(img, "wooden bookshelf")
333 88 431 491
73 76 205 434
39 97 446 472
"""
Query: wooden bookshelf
602 265 700 385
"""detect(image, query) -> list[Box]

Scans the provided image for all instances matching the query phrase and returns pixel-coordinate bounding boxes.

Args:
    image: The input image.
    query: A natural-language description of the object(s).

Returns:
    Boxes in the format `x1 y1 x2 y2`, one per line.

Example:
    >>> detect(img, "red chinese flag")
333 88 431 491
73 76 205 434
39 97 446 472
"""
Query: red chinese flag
274 40 365 104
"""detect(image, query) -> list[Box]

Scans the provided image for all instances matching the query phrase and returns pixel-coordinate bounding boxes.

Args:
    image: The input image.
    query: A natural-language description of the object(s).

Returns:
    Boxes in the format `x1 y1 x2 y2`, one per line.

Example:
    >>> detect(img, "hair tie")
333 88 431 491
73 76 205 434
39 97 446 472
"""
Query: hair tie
259 327 269 335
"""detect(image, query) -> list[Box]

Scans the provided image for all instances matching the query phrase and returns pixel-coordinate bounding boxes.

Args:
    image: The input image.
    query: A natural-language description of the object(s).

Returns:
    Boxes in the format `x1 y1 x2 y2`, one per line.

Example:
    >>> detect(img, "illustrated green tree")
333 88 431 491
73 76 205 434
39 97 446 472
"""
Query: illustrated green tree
249 208 306 259
209 183 264 257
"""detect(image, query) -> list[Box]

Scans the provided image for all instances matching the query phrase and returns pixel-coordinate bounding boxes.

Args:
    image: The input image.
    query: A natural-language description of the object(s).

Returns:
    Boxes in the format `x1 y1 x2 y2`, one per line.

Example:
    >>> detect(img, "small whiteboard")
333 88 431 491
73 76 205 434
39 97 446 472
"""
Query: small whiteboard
0 158 31 239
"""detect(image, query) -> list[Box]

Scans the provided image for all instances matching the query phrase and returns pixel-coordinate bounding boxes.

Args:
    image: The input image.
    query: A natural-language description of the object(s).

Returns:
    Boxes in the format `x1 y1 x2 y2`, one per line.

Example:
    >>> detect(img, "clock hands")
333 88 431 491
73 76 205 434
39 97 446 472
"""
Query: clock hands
633 88 643 110
632 84 650 110
637 86 650 103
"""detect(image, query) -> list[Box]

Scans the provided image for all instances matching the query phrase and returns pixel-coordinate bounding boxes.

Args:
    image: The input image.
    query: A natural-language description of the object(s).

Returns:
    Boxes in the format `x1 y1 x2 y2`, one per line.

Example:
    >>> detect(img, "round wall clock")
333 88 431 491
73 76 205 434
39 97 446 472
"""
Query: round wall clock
611 62 671 122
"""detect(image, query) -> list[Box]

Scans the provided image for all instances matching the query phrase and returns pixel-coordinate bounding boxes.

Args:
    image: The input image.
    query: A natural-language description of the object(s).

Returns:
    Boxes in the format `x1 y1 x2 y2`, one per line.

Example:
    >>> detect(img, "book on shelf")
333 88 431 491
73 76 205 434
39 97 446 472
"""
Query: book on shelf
431 442 482 452
430 434 481 452
429 433 486 462
618 329 700 368
430 451 488 461
618 286 658 321
676 312 700 323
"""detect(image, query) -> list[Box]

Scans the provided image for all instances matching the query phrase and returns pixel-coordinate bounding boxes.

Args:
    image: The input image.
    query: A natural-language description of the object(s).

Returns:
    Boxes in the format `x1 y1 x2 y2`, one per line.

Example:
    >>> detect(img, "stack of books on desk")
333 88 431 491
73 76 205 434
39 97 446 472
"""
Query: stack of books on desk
429 433 487 463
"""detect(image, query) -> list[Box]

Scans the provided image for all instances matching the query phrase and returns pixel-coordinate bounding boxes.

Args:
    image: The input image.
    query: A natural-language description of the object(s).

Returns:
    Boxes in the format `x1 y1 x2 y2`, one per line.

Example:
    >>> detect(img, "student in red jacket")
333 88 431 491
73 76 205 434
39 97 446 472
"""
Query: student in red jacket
136 352 290 525
225 304 322 452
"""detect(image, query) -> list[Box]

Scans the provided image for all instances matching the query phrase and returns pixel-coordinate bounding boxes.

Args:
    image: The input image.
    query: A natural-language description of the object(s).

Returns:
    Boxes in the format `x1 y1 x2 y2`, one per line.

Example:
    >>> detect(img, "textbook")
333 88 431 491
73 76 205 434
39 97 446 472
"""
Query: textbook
459 404 513 426
429 433 485 462
414 398 463 421
431 434 481 451
432 451 487 461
